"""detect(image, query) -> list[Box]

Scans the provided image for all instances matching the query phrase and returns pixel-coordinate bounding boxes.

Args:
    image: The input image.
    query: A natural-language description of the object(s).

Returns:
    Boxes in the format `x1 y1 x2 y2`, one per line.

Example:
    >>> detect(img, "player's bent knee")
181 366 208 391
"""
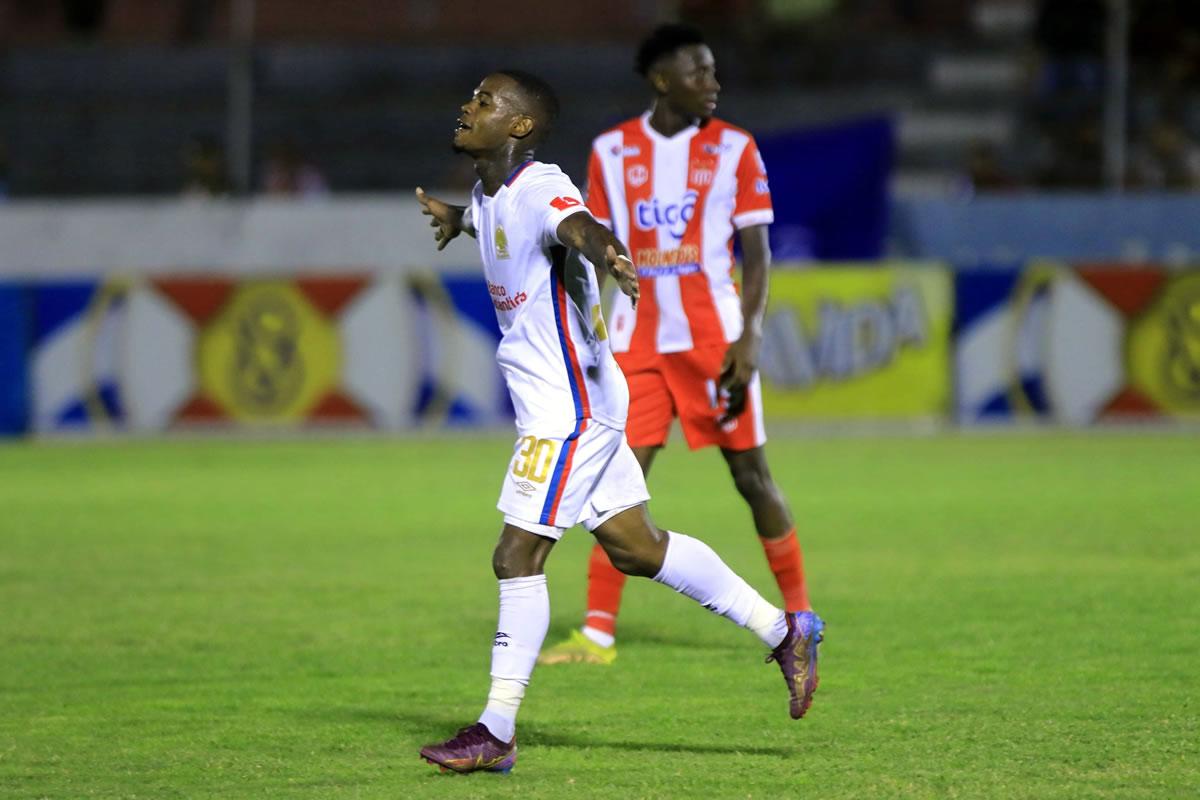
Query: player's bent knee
492 526 554 578
493 549 546 579
492 547 524 579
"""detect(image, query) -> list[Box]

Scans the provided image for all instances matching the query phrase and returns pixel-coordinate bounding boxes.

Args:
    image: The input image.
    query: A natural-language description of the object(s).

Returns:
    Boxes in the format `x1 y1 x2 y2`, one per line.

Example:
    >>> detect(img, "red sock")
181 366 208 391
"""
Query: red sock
760 528 811 612
584 542 626 636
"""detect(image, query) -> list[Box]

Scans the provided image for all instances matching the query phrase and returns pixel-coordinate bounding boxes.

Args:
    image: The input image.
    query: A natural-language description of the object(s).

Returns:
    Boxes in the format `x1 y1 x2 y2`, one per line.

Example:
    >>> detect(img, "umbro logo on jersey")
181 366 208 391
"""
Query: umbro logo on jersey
755 178 770 194
494 632 511 647
626 165 648 187
703 143 732 155
611 144 641 157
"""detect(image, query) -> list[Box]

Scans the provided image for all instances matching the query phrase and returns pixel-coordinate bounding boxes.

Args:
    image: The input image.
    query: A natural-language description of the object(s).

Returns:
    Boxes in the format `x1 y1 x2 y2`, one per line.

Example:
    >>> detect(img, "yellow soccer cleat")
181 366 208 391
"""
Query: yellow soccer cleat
537 630 617 665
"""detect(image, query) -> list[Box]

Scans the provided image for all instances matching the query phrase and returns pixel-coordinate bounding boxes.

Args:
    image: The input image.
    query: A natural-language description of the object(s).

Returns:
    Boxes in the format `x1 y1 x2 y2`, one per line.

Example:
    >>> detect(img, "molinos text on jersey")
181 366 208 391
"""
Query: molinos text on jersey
634 243 701 278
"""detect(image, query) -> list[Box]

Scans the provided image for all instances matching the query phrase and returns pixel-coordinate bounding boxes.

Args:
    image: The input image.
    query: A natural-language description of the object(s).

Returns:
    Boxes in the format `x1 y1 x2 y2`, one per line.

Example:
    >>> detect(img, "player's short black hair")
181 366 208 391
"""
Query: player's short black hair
495 69 560 143
635 23 706 76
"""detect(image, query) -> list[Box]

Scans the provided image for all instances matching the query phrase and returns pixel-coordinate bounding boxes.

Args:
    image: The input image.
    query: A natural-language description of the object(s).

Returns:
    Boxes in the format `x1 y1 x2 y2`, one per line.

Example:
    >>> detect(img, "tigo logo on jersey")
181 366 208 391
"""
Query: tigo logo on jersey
626 164 648 187
634 191 698 240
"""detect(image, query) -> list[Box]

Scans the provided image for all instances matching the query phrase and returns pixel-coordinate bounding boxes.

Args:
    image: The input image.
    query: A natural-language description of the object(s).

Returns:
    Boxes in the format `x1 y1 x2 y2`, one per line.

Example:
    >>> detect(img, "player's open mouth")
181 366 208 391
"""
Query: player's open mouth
456 119 471 131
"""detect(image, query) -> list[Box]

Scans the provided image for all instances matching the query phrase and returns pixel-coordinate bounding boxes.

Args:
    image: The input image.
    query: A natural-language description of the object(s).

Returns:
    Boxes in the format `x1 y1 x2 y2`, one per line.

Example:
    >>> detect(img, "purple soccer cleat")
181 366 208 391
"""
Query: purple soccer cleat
766 610 825 719
419 723 517 774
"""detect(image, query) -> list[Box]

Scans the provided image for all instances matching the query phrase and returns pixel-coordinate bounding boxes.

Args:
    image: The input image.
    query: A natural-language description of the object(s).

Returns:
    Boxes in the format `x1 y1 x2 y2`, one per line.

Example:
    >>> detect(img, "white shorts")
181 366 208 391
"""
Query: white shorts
497 420 650 540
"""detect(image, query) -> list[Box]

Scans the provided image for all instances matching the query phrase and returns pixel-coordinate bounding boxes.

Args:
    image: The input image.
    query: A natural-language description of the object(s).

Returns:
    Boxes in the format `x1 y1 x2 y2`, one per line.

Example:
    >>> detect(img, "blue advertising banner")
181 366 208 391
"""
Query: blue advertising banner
758 116 894 261
0 282 30 434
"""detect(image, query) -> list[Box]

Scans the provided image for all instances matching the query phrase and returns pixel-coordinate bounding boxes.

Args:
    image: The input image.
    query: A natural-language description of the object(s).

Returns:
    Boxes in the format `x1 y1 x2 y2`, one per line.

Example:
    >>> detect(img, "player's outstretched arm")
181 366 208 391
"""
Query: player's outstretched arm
415 187 474 250
556 213 639 309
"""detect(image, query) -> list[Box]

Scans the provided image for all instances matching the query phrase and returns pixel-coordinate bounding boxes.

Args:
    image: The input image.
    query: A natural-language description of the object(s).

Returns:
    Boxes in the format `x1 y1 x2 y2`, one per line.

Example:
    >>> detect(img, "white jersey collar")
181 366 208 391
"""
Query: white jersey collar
640 111 699 145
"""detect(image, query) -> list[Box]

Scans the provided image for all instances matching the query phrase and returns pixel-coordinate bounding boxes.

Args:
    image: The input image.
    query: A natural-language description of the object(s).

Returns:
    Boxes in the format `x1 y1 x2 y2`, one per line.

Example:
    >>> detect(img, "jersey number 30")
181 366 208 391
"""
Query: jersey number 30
512 436 558 483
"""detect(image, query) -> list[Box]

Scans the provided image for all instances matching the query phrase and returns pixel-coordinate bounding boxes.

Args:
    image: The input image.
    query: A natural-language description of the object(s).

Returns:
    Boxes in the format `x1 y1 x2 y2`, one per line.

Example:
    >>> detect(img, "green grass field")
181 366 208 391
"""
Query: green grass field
1 432 1197 799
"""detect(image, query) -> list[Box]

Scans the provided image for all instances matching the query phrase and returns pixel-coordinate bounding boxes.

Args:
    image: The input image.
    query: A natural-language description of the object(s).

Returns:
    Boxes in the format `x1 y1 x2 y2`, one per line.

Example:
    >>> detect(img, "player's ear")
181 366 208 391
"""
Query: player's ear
649 64 670 95
510 114 535 140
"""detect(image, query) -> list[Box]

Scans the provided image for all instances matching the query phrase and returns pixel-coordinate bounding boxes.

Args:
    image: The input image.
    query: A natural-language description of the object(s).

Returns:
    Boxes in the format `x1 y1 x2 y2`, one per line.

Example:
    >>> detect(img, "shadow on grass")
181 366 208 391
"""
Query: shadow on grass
537 623 749 655
608 629 748 653
300 706 797 759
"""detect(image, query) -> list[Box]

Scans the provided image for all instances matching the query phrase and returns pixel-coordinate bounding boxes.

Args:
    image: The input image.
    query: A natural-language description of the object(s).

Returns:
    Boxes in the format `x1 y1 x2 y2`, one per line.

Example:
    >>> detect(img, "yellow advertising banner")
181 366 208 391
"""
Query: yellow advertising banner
759 264 952 418
195 281 343 423
1125 271 1200 417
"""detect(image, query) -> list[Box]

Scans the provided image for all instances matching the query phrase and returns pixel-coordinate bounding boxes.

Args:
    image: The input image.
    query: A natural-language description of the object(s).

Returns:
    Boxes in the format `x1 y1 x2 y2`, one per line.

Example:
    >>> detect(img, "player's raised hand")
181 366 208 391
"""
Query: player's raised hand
606 245 639 310
416 186 463 251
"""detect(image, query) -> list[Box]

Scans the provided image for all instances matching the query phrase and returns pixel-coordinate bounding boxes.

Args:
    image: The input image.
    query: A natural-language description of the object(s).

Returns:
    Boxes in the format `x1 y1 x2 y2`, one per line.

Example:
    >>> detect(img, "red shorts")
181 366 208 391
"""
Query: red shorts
616 345 766 452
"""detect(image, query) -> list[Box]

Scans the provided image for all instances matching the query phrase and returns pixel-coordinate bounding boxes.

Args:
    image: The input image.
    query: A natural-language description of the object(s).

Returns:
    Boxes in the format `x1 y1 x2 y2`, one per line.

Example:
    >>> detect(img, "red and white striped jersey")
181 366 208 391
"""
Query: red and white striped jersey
586 112 773 356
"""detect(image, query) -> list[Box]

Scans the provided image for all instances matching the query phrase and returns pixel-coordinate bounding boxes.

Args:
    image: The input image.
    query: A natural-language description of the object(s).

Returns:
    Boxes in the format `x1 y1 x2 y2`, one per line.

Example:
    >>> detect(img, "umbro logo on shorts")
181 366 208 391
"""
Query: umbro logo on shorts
510 475 537 496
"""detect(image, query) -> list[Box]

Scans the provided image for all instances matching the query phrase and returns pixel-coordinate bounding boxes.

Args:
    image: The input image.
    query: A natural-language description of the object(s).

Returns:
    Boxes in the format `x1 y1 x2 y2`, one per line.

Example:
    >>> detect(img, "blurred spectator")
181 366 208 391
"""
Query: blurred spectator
964 140 1020 192
1131 0 1200 92
260 141 330 199
1036 109 1105 188
0 140 10 201
1128 116 1200 191
765 0 837 22
1033 0 1105 96
180 136 230 198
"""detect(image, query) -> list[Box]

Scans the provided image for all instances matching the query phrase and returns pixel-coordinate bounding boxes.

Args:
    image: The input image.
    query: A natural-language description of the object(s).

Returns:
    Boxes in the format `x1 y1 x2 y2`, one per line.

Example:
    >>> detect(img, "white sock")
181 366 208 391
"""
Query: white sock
581 625 615 648
477 574 549 742
653 531 788 649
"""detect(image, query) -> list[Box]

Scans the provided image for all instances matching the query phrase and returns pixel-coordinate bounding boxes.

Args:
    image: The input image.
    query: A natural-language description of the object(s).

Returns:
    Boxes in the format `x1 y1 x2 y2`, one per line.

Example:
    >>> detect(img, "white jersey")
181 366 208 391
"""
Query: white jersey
468 160 629 437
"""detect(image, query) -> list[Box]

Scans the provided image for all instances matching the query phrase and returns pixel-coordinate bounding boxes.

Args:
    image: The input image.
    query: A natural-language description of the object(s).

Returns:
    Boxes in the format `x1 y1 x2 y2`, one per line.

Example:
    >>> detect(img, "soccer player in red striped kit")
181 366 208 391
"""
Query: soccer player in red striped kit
540 25 822 679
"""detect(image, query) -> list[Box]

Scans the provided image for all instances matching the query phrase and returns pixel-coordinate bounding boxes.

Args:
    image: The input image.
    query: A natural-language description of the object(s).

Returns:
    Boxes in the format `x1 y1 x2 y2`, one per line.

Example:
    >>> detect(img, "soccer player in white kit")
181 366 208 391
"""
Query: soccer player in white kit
415 69 817 775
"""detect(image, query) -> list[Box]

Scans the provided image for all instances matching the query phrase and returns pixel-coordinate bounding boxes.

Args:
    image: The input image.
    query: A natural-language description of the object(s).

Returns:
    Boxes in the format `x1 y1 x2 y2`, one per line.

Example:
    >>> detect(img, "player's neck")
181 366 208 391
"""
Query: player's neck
474 150 536 196
647 102 698 138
